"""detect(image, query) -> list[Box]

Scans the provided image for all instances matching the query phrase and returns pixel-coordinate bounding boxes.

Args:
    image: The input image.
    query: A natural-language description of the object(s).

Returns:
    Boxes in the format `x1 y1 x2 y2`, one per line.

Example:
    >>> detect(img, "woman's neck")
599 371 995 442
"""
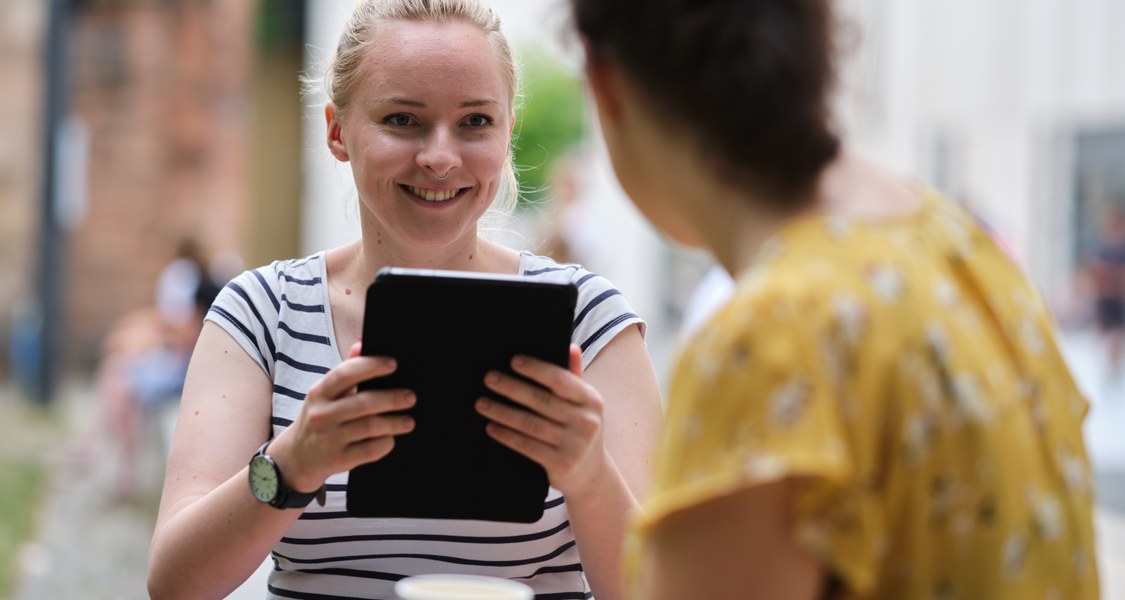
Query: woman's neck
673 153 920 277
329 223 518 293
655 152 794 278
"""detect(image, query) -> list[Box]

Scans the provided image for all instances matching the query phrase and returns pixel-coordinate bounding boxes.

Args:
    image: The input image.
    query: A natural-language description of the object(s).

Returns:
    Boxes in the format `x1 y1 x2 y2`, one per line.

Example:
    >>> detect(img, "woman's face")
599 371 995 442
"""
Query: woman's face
585 60 703 248
330 20 513 251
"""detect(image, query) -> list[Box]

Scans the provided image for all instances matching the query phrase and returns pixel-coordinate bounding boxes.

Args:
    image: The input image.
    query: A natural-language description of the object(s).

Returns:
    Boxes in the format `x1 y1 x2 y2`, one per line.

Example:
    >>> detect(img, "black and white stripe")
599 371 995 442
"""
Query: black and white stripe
205 251 644 600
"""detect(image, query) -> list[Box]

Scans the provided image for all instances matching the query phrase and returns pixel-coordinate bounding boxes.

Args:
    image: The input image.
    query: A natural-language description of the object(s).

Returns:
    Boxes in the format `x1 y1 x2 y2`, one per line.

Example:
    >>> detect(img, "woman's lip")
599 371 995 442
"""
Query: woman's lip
400 183 463 193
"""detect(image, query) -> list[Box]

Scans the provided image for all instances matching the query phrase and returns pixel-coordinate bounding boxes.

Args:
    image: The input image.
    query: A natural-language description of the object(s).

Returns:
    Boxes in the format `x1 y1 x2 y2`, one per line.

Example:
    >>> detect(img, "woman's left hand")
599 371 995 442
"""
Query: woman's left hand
476 344 609 499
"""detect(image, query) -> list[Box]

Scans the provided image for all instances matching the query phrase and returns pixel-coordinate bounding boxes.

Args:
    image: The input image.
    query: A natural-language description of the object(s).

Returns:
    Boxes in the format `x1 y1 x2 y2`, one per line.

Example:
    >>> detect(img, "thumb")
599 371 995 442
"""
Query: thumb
348 341 362 359
568 344 582 376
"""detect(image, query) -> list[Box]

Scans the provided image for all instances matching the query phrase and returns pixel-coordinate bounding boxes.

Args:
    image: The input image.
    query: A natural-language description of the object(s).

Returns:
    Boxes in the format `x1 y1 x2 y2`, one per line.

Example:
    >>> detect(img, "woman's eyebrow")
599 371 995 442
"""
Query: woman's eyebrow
374 97 499 108
460 98 499 108
378 96 426 107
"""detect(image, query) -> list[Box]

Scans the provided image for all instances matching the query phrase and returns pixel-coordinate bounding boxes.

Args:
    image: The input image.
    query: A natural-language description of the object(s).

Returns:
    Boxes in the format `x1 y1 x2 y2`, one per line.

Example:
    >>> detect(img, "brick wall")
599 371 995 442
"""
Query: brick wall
0 0 304 377
64 0 256 368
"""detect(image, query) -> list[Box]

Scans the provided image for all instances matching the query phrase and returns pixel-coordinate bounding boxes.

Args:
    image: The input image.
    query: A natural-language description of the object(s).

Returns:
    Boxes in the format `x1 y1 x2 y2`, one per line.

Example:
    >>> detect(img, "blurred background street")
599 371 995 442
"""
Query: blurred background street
1 0 1124 598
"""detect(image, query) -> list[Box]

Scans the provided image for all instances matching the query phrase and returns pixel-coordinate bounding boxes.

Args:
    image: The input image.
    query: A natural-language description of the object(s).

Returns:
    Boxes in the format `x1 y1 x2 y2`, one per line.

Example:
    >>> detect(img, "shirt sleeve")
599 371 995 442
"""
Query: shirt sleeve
635 285 882 595
204 265 280 380
569 270 646 370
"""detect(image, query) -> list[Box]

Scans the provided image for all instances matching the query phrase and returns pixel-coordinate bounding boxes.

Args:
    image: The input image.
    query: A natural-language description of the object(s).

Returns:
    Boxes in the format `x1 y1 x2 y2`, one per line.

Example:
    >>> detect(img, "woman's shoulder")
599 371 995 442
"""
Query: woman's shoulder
519 251 593 283
270 251 328 282
216 251 326 312
230 251 327 288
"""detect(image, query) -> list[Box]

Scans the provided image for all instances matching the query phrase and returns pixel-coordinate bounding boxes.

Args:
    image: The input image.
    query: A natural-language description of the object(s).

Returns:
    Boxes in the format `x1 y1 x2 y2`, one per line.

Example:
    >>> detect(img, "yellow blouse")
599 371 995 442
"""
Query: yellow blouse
635 191 1099 599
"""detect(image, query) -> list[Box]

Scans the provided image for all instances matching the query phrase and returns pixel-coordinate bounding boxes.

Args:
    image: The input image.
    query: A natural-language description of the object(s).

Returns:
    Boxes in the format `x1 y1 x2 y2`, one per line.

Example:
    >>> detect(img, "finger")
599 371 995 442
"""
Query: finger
303 389 410 435
340 413 415 445
334 389 415 422
342 435 397 465
485 422 558 468
475 397 564 446
568 344 582 376
484 370 573 420
310 355 397 400
348 342 362 359
510 354 589 402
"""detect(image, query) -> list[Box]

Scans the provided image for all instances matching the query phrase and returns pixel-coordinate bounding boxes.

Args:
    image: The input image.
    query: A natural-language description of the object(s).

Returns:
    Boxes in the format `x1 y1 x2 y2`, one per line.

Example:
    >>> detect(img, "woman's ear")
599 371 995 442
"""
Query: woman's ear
325 102 349 162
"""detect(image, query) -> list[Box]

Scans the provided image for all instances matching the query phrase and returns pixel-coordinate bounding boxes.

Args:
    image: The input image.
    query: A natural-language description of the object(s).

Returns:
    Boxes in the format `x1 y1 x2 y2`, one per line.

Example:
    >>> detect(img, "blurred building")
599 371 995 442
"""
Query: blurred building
0 0 47 380
1 0 308 378
837 0 1125 315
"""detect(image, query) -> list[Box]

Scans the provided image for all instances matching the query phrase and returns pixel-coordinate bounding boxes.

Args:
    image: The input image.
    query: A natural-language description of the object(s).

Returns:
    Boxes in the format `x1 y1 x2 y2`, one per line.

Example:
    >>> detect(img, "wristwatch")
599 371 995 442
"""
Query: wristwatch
248 441 324 509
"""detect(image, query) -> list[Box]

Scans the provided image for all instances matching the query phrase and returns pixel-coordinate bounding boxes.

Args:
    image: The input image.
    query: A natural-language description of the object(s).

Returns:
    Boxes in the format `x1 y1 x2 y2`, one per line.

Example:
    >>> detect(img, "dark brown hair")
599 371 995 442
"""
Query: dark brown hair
573 0 840 203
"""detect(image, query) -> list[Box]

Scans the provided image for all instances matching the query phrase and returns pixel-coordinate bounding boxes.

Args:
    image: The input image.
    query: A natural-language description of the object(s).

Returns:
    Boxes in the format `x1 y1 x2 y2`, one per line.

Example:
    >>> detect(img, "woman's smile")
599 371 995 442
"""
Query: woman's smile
399 183 473 205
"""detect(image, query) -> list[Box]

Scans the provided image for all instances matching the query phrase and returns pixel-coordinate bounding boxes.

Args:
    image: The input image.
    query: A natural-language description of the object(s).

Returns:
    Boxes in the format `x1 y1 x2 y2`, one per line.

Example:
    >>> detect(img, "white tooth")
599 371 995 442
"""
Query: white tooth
406 185 458 202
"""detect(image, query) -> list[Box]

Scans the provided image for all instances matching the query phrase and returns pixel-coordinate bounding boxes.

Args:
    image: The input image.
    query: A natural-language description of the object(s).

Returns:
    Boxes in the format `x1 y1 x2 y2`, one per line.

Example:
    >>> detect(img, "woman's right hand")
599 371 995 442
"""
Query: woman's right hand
266 343 416 493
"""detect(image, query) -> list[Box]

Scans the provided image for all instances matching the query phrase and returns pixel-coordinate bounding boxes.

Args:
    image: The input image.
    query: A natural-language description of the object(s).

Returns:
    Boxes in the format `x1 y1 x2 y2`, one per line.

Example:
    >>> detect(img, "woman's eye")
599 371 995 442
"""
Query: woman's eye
465 114 492 127
385 114 414 127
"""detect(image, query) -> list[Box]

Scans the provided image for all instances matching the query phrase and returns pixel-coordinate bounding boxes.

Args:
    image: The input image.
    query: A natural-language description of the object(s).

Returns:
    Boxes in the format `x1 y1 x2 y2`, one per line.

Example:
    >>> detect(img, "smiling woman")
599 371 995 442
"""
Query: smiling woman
146 1 662 599
324 18 514 253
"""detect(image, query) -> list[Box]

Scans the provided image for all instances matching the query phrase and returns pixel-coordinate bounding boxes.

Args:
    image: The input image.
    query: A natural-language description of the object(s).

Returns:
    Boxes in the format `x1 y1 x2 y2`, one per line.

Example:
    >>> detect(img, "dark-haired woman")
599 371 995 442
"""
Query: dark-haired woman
571 1 1100 598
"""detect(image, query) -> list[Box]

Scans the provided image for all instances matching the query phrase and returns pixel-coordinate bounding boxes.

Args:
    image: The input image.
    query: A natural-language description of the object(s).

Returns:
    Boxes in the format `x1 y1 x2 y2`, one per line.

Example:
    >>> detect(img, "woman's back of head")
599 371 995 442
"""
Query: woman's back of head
572 0 840 204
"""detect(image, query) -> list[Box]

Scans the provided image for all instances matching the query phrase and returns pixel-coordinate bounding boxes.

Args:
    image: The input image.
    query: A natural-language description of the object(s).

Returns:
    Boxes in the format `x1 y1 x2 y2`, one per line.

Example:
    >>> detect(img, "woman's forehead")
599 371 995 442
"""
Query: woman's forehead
355 19 512 103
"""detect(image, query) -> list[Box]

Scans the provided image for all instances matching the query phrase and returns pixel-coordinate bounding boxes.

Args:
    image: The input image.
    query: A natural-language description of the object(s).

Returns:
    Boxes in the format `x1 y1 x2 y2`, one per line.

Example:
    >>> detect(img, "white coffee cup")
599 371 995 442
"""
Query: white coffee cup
394 574 534 600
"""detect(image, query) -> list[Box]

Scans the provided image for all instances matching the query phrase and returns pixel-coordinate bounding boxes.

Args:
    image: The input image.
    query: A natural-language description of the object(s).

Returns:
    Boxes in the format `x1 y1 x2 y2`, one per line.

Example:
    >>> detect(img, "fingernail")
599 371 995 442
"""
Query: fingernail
476 398 490 411
485 371 500 385
402 417 414 430
402 391 416 406
512 356 526 368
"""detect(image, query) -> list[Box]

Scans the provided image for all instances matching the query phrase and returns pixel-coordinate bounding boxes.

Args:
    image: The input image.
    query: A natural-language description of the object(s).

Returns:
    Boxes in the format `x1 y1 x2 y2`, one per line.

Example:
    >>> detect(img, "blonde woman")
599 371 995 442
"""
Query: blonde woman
147 1 661 598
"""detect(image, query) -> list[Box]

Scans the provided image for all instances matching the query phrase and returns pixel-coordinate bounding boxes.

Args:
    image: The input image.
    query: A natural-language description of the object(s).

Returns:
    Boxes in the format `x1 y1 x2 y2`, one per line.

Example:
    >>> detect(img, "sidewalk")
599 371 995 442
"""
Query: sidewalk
7 382 270 600
7 327 1125 599
10 382 161 600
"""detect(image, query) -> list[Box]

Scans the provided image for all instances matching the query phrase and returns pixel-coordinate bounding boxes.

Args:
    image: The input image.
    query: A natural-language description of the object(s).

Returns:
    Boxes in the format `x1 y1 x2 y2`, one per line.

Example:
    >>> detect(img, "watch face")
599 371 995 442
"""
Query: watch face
249 455 279 503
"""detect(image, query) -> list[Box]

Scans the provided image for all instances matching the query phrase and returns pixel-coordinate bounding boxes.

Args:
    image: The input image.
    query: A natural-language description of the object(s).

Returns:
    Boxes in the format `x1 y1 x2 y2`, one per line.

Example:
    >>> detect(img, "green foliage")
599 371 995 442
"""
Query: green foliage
513 48 586 206
0 460 45 597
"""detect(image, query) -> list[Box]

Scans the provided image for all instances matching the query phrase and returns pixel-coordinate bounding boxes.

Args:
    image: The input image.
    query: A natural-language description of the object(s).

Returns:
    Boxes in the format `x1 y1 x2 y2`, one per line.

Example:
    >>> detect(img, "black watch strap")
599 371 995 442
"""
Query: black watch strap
269 484 322 509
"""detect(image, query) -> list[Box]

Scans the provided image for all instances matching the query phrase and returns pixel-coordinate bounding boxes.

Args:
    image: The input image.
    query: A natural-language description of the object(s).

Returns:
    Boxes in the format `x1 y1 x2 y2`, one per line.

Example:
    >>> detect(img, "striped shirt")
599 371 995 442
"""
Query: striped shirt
206 250 644 600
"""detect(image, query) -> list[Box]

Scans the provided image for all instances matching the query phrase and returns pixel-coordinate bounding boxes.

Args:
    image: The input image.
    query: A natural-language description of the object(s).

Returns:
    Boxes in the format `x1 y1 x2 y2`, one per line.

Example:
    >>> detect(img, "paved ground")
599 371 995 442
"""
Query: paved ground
6 328 1125 599
5 382 272 600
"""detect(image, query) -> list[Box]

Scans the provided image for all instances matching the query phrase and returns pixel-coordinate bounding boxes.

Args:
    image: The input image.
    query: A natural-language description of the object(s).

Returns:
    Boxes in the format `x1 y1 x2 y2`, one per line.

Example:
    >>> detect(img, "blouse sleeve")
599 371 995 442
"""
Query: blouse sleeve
635 285 884 595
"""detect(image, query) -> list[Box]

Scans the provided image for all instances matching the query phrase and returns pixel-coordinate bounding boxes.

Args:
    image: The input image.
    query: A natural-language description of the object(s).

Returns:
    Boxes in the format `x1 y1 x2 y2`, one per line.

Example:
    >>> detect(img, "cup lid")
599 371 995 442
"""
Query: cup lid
394 574 534 600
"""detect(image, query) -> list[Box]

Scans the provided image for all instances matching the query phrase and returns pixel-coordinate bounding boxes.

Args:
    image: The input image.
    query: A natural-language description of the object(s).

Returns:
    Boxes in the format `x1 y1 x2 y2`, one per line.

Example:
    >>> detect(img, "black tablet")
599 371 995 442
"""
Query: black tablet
346 267 578 522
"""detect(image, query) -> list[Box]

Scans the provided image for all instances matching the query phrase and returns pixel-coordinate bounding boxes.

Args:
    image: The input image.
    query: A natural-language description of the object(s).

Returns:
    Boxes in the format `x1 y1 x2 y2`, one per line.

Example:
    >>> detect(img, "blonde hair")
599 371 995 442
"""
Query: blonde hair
325 0 521 227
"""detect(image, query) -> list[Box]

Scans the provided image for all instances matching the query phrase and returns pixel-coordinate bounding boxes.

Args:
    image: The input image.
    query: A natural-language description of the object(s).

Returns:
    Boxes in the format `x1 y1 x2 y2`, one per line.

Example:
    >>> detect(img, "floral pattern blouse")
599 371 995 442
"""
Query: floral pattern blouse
633 190 1099 599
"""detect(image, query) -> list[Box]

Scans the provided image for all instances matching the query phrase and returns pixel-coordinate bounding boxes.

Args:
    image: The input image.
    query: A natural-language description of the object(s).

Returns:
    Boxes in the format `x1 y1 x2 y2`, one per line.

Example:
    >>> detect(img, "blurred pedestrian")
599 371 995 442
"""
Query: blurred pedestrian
147 1 661 598
571 0 1100 598
95 236 231 499
1090 205 1125 382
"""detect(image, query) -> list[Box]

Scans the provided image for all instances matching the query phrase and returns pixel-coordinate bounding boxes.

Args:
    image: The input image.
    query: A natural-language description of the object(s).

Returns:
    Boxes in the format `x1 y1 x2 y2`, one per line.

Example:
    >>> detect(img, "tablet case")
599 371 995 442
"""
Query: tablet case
347 267 578 522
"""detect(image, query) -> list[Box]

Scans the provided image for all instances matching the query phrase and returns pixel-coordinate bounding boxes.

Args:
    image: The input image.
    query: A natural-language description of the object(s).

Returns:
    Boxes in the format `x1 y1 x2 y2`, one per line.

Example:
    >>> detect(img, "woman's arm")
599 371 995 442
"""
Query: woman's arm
147 325 412 599
148 323 298 599
476 325 662 600
564 326 661 599
640 479 824 600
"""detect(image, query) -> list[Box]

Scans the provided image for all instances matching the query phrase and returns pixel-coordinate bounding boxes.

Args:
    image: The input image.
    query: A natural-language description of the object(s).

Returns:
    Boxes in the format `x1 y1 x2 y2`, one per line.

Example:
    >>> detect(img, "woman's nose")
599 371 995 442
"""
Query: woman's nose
417 128 461 180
